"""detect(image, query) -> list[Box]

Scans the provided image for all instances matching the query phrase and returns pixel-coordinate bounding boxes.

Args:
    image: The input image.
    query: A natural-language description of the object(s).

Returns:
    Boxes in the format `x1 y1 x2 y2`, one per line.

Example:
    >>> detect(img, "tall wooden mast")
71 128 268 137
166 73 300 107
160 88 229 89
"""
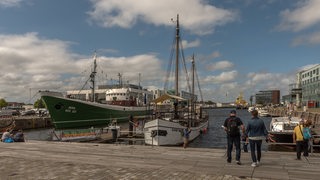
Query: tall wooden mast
175 14 180 97
174 14 180 118
90 52 97 102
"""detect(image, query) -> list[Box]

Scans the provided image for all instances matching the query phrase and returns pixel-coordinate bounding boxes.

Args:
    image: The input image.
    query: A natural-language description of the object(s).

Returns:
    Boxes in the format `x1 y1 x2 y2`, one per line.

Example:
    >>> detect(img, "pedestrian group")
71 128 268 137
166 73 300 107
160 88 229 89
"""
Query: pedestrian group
1 128 25 143
223 109 312 167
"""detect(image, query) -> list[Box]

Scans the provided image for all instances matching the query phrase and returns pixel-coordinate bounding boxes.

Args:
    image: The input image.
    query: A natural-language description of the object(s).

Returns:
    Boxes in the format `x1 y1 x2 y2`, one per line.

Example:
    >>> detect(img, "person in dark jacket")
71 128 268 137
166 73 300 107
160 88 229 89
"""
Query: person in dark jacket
246 109 269 167
13 129 25 142
223 110 245 165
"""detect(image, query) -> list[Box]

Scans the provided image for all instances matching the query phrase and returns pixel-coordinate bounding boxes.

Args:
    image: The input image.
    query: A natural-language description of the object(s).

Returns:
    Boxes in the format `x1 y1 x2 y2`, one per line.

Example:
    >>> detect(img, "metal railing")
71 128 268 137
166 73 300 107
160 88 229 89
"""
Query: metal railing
310 134 320 155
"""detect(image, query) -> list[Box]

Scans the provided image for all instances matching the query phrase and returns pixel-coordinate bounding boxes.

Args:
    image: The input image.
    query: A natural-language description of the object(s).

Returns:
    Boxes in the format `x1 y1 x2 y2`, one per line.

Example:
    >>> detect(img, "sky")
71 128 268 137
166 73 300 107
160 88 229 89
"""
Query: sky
0 0 320 104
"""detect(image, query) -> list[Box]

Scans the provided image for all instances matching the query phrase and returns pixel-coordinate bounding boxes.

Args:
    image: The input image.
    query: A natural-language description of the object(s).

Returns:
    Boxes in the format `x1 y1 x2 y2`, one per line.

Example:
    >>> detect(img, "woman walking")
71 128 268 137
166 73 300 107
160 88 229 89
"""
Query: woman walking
246 110 269 167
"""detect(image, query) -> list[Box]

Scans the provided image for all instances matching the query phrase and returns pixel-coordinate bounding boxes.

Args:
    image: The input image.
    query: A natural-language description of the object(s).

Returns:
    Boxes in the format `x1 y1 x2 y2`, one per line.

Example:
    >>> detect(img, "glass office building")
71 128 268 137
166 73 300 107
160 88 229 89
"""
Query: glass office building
300 64 320 108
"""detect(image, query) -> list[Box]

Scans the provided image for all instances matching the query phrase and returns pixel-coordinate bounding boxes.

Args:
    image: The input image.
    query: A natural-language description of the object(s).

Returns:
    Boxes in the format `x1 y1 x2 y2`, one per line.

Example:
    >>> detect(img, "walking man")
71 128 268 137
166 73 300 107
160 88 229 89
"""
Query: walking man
223 110 245 165
246 110 269 167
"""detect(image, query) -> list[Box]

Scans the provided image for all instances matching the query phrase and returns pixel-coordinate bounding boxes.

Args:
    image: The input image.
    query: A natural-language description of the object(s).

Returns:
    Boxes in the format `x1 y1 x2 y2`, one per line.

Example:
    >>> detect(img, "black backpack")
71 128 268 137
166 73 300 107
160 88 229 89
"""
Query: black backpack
227 117 239 137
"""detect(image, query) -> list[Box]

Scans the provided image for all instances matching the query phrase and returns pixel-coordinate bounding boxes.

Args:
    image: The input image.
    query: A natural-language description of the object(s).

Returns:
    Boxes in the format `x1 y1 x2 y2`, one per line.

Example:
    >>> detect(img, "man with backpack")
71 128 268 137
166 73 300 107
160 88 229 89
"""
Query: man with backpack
223 110 245 165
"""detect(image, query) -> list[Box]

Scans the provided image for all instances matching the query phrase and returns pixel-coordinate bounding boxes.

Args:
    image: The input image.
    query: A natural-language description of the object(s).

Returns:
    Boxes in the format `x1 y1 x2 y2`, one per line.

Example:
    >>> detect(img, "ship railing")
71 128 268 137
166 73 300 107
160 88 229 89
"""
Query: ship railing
310 134 320 156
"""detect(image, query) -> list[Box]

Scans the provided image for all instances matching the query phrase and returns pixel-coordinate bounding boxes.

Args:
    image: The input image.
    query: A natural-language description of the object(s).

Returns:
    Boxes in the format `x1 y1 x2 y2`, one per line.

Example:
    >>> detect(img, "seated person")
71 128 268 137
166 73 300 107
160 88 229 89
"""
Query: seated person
1 129 13 143
13 129 25 142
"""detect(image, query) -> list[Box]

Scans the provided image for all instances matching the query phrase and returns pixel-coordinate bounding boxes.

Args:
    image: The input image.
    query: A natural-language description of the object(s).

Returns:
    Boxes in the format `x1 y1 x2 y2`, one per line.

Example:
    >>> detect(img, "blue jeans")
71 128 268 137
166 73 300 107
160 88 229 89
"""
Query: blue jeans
227 136 241 161
249 139 262 162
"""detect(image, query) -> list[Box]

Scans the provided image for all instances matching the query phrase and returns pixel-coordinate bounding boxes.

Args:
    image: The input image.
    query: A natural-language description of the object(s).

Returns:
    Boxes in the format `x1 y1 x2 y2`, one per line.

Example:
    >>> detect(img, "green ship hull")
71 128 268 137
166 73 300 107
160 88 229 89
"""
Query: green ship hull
41 93 152 129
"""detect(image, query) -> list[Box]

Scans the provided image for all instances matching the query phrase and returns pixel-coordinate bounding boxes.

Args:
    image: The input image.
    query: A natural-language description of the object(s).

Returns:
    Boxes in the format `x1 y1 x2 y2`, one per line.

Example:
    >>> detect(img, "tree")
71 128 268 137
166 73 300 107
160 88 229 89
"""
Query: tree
0 98 8 109
34 99 45 109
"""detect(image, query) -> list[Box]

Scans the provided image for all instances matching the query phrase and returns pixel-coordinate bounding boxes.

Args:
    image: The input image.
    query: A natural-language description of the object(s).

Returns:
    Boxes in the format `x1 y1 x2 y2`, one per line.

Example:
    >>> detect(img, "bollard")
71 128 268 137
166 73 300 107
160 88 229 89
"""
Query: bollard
128 115 133 137
111 128 118 142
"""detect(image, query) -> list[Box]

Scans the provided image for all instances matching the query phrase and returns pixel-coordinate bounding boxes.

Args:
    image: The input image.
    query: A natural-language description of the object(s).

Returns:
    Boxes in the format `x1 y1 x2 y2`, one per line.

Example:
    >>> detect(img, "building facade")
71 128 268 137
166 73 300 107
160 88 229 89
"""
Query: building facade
255 90 280 105
300 64 320 108
282 83 302 106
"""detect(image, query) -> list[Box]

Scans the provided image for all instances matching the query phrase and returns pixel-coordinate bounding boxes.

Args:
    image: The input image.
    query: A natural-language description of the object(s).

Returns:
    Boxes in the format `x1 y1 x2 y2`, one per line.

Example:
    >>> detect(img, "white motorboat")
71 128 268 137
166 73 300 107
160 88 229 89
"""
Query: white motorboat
269 116 300 144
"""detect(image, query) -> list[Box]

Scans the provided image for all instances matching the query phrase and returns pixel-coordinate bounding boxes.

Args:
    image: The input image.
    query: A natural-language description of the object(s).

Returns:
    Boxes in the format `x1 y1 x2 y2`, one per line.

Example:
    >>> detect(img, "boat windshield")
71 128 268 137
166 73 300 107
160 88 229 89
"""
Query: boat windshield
283 123 296 130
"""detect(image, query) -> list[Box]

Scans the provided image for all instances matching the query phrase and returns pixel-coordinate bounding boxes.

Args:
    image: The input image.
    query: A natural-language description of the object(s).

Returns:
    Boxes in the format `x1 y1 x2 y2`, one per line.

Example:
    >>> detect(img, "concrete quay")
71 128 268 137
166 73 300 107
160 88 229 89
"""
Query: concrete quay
0 141 319 180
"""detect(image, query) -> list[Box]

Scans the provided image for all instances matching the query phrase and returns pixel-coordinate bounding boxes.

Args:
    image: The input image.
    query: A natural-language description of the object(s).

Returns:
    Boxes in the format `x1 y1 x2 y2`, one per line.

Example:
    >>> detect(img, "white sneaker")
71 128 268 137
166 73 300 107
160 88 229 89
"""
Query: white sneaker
251 162 257 167
257 161 260 166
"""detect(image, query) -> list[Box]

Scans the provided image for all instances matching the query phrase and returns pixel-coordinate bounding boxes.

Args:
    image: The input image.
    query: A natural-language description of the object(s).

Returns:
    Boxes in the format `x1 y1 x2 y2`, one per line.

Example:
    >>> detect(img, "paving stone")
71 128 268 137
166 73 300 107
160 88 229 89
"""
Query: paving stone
0 141 318 179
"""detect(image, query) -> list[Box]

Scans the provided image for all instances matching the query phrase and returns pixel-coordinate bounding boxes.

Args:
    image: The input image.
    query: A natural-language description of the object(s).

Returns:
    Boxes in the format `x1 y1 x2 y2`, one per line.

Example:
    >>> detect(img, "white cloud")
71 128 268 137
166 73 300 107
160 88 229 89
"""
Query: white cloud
277 0 320 32
201 82 239 102
0 32 78 74
0 33 164 103
0 32 300 105
245 72 294 95
207 61 234 71
291 31 320 46
204 70 238 83
181 39 200 49
88 0 237 35
201 70 296 103
96 54 163 85
210 51 221 59
0 0 22 7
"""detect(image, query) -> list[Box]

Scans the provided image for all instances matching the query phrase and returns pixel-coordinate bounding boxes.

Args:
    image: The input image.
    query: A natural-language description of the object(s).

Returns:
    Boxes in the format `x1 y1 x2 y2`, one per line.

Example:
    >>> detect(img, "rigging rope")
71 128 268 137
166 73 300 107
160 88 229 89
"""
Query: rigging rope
194 62 204 103
164 29 192 94
164 30 176 92
179 38 191 93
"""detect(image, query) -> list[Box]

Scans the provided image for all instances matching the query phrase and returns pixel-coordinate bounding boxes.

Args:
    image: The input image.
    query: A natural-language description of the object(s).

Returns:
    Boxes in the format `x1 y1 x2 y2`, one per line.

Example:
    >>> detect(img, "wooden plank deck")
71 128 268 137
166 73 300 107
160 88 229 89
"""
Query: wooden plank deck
0 141 319 179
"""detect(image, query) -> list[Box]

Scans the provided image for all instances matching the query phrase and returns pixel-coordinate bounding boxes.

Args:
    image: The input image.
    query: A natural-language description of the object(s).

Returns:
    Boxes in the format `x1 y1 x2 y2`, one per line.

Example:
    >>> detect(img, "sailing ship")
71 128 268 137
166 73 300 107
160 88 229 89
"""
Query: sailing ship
40 54 152 130
143 15 209 146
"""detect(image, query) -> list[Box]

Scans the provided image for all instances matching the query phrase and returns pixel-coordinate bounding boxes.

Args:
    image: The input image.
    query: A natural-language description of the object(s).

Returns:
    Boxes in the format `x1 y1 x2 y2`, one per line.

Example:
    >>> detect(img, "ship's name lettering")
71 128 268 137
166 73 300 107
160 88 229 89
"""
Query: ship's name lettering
65 106 77 113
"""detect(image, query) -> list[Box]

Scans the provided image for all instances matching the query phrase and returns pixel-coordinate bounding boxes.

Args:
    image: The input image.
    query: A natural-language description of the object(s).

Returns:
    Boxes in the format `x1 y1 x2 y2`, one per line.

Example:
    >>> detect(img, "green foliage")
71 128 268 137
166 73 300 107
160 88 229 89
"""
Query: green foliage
0 98 8 108
34 99 45 108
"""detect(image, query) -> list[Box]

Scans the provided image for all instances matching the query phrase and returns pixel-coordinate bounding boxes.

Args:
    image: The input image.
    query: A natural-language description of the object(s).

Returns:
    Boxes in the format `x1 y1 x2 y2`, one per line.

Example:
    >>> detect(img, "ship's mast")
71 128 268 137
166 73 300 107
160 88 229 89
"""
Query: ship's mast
174 14 180 118
191 54 195 119
90 53 97 102
175 14 179 97
118 73 122 87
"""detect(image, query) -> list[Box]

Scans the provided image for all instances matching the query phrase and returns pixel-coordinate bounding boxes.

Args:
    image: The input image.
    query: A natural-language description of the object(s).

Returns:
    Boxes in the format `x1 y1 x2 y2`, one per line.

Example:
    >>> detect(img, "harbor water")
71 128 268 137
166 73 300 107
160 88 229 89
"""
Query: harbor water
24 108 273 150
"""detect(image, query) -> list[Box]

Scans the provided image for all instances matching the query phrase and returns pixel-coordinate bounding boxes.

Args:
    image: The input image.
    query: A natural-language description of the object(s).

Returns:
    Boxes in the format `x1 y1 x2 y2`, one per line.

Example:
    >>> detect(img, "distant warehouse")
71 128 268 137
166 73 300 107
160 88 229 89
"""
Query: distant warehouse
255 90 280 105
